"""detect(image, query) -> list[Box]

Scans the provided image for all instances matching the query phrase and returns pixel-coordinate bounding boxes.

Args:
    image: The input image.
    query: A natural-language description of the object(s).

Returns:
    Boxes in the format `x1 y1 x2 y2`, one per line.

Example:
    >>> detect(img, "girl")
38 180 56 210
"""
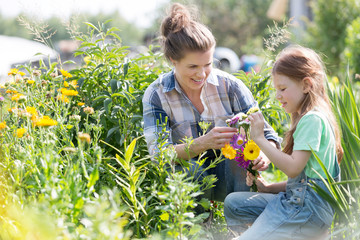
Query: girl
224 45 342 240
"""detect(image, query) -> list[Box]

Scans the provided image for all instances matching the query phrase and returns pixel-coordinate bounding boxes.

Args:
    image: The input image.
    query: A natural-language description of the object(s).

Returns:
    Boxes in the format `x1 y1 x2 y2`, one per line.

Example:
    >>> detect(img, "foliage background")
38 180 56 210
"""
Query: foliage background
0 0 360 239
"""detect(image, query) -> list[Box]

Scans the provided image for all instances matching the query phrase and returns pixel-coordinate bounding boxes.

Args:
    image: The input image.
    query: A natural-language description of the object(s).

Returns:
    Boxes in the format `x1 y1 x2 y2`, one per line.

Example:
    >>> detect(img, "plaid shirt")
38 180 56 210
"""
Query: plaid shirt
142 68 281 155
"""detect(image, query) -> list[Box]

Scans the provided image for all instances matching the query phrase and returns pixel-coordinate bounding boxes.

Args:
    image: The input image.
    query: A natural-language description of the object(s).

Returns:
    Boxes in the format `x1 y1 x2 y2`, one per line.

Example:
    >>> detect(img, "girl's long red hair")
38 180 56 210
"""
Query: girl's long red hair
272 45 343 163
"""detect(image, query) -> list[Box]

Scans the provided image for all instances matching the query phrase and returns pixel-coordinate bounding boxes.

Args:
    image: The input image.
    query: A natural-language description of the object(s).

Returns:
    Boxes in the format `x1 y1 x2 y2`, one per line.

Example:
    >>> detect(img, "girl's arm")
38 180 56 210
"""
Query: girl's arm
248 112 311 178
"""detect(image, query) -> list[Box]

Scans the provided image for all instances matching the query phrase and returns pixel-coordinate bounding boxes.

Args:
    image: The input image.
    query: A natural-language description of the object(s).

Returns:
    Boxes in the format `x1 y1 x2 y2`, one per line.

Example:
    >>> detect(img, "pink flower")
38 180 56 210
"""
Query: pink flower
230 133 246 149
226 115 240 127
234 154 251 169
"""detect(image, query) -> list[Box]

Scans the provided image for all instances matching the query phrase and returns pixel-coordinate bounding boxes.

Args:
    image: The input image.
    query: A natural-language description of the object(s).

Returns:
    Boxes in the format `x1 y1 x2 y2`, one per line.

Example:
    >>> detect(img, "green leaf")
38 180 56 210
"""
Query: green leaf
125 138 137 164
104 98 112 114
87 167 99 189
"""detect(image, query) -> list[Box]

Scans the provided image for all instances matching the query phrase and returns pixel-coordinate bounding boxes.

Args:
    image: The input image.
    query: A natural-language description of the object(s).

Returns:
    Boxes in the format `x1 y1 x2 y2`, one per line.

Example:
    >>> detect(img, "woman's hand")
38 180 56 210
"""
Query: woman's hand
246 172 270 193
202 127 237 150
247 112 266 142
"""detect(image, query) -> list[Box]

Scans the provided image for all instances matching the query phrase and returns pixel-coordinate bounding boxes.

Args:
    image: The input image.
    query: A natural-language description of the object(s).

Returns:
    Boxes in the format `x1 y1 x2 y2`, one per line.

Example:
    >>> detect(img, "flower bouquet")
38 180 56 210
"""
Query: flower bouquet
221 107 260 192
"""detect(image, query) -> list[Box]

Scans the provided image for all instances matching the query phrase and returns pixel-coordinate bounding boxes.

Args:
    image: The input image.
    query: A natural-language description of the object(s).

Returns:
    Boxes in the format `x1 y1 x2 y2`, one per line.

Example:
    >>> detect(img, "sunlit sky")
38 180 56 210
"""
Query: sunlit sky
0 0 169 28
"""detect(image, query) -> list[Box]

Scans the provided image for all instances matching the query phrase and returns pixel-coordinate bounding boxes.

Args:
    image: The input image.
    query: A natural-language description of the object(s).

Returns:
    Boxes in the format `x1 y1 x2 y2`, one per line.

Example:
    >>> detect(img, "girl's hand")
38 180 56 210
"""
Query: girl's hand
202 127 238 150
248 112 266 141
251 151 270 171
246 172 270 193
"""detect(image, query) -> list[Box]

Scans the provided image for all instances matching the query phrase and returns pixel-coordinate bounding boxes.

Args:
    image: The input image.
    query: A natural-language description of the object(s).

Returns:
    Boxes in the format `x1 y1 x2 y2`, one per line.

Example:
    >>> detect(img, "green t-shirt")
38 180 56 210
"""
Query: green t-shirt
293 110 337 179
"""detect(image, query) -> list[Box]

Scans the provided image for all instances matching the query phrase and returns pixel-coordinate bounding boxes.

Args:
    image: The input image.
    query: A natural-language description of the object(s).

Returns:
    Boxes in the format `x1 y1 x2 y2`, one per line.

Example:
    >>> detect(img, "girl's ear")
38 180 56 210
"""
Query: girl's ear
302 77 313 93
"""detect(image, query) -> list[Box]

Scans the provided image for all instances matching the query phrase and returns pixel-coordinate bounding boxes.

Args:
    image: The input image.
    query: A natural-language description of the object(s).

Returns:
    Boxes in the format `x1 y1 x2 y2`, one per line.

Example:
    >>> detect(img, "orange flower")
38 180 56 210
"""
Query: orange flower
221 143 237 160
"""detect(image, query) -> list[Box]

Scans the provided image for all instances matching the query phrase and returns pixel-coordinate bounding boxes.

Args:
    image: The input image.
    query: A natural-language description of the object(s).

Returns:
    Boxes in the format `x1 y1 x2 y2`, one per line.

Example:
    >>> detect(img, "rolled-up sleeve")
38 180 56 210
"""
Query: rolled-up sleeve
142 86 171 156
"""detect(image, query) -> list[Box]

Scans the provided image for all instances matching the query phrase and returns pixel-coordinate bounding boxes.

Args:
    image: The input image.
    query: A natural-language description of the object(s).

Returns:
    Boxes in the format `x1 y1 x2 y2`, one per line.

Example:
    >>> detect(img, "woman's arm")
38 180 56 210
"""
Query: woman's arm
175 126 238 160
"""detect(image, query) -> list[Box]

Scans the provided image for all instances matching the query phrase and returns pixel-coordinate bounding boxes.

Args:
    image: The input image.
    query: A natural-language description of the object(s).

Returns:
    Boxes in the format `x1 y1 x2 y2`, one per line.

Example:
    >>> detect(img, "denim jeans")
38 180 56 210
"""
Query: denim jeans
224 165 340 240
175 150 250 202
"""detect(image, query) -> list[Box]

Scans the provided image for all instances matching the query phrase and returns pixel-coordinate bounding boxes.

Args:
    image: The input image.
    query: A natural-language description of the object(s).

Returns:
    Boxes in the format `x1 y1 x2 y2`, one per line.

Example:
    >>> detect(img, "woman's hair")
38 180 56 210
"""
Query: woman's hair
272 45 343 162
160 3 216 61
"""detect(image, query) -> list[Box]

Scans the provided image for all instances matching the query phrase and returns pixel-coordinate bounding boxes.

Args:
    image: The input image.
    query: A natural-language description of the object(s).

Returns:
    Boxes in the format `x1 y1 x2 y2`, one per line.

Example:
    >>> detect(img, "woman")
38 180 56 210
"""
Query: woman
142 3 281 201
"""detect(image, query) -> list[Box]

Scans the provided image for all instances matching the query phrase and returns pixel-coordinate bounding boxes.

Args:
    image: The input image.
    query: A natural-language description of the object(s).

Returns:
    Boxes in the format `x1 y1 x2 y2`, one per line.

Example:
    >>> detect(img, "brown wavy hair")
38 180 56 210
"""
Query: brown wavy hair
272 45 343 162
160 3 216 61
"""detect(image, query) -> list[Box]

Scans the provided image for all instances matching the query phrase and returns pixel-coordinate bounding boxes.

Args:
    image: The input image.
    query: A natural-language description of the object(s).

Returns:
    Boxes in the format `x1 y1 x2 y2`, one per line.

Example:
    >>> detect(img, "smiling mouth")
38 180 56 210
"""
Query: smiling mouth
192 79 204 83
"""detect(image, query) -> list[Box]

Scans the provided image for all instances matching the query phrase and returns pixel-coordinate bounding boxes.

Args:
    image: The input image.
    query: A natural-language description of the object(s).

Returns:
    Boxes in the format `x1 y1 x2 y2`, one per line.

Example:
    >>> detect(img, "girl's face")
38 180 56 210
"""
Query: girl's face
171 48 214 95
273 74 307 114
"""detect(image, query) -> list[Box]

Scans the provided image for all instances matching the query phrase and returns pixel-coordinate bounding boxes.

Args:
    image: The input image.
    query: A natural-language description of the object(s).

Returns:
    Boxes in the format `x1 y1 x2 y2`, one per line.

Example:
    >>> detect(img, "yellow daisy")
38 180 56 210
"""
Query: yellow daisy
11 93 26 102
243 140 260 161
16 128 27 138
221 143 237 160
0 121 6 130
246 107 260 115
62 89 78 96
35 116 58 127
60 69 73 78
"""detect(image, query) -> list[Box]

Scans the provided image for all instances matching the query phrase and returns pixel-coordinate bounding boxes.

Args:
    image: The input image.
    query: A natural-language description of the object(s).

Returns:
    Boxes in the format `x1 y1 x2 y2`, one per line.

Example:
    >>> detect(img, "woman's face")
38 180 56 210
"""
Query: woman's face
171 48 214 95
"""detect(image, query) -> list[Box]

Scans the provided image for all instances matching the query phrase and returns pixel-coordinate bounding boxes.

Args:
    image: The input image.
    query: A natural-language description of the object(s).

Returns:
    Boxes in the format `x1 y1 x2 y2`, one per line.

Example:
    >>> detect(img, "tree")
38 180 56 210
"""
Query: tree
305 0 360 76
155 0 274 56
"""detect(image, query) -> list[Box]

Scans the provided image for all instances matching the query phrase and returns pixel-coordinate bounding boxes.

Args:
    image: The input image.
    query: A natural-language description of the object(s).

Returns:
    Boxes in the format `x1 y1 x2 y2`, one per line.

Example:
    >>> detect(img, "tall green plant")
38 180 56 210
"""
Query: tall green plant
71 21 168 155
311 70 360 239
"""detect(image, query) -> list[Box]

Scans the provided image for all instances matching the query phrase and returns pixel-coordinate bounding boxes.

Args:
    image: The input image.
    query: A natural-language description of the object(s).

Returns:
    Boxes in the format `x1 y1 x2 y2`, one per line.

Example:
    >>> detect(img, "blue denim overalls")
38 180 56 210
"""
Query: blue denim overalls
224 161 340 240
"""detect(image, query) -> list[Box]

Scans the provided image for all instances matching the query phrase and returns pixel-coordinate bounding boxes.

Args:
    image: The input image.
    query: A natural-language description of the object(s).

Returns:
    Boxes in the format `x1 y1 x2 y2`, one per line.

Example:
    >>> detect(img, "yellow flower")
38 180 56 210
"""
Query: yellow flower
84 56 91 65
60 69 73 78
59 95 70 103
243 140 260 161
221 143 237 160
8 68 25 76
8 107 18 113
70 80 78 88
78 132 91 143
246 107 260 115
11 93 26 102
0 121 6 130
332 76 339 84
26 80 35 84
26 106 38 121
64 81 69 87
16 128 26 138
35 116 58 127
159 212 169 221
62 89 78 96
77 102 85 106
